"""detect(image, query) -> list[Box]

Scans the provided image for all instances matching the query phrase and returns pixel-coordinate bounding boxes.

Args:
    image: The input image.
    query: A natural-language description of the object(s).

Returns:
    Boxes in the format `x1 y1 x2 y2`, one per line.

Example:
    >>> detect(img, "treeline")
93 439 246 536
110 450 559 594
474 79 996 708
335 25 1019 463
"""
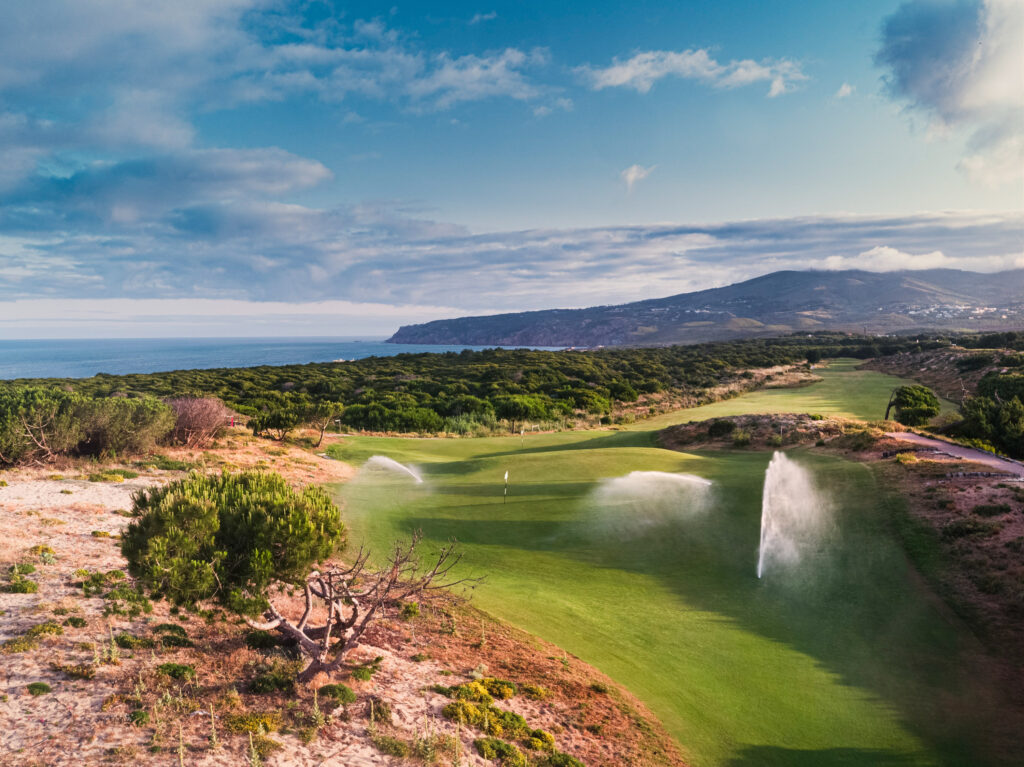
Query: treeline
957 370 1024 458
0 333 942 440
0 389 228 466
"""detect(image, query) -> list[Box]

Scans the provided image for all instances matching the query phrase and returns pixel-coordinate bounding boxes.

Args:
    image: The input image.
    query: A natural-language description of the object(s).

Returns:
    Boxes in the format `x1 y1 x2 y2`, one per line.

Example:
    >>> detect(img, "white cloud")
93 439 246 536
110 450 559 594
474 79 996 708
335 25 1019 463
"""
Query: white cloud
579 48 806 97
0 298 475 338
405 48 548 109
469 12 497 25
621 164 656 192
835 83 854 99
878 0 1024 185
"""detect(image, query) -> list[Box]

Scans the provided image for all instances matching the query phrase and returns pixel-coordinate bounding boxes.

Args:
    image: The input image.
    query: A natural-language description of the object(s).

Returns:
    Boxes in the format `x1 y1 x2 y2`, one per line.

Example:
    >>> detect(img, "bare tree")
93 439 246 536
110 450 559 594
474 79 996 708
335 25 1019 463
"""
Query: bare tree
246 533 478 681
166 396 232 448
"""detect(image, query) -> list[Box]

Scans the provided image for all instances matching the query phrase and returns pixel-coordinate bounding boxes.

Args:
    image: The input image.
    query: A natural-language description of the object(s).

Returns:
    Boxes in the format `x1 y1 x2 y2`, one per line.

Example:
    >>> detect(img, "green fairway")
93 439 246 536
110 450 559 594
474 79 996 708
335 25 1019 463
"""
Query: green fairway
328 360 1004 766
636 358 958 430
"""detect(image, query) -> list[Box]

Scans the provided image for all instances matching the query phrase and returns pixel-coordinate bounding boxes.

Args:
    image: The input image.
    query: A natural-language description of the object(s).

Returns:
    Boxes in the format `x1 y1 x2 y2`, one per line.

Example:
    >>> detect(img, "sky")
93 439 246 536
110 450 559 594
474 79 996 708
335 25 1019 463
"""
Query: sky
0 0 1021 338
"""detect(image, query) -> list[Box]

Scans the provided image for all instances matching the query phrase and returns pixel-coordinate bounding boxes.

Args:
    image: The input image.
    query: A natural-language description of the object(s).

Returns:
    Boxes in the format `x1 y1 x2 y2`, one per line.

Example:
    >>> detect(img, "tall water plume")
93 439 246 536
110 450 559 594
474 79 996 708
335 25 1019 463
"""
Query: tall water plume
585 471 713 539
362 455 424 483
757 452 830 579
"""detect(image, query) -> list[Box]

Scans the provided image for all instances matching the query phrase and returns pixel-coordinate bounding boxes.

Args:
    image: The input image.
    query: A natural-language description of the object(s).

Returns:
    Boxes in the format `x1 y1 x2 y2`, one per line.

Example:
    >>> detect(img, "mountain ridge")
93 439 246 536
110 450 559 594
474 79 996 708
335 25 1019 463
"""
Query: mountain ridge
387 268 1024 347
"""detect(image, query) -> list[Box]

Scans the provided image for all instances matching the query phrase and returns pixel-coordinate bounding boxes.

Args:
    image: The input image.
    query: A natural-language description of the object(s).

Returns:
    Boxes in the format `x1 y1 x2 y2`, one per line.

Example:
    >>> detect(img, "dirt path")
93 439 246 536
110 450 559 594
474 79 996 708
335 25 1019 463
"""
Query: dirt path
890 432 1024 476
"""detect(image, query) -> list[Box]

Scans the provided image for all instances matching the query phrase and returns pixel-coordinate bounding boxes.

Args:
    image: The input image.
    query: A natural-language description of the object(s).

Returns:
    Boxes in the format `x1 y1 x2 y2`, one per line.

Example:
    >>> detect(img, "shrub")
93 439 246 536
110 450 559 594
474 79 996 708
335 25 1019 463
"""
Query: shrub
887 385 941 426
88 472 126 483
372 734 411 757
538 752 585 767
451 680 494 704
64 616 87 628
520 683 549 700
55 662 96 680
160 634 193 648
318 683 356 705
443 700 483 726
474 738 527 766
707 419 735 438
5 575 38 593
27 621 63 638
351 667 374 682
115 633 155 649
731 429 751 448
526 729 556 751
153 623 188 637
251 735 283 758
128 709 150 726
244 630 280 650
156 663 196 681
973 503 1011 517
368 697 392 725
894 453 918 464
588 682 609 694
29 544 55 558
122 471 343 618
941 518 1000 541
10 562 36 575
27 682 51 696
224 711 282 734
400 601 420 620
166 397 231 448
481 678 518 700
249 662 298 694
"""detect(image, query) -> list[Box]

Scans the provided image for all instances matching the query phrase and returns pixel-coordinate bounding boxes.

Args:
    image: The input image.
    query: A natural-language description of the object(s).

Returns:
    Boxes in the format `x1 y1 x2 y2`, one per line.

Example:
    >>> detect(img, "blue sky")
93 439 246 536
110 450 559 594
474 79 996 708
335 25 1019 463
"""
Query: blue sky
0 0 1021 337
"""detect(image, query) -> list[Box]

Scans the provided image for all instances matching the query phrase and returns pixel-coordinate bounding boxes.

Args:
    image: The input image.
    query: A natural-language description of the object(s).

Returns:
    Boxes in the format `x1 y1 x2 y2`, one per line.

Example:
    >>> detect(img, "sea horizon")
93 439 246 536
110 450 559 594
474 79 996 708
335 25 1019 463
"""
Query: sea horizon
0 336 558 380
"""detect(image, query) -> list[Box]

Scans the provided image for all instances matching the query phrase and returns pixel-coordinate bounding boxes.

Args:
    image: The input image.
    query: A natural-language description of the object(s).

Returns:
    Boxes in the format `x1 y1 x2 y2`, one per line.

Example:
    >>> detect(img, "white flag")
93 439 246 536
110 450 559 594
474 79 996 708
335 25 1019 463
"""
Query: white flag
504 470 509 482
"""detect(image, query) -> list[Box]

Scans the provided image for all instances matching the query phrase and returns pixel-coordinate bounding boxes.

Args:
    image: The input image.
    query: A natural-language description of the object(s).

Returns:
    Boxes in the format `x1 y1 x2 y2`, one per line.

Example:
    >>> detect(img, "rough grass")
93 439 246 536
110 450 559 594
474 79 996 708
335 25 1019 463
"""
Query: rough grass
330 359 1012 767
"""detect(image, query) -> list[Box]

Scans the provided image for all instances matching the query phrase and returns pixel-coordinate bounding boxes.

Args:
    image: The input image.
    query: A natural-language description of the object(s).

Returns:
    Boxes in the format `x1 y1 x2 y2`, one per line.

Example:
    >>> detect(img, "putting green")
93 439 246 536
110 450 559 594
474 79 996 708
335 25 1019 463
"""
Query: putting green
328 360 1004 766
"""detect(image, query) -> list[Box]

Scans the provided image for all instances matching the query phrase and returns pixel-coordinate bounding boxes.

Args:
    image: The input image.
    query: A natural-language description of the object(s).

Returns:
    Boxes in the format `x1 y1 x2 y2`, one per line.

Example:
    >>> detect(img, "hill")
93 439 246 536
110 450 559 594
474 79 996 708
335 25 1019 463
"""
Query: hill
387 268 1024 347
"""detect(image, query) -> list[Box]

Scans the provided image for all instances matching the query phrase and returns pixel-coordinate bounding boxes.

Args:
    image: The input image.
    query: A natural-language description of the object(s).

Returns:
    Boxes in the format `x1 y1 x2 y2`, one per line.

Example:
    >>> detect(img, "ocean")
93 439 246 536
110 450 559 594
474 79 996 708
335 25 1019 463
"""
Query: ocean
0 337 556 380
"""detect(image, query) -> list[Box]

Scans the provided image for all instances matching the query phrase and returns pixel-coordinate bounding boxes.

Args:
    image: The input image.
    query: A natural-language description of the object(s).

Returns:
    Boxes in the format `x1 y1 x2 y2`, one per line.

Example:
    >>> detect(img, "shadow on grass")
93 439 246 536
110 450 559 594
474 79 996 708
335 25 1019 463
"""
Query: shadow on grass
725 746 920 767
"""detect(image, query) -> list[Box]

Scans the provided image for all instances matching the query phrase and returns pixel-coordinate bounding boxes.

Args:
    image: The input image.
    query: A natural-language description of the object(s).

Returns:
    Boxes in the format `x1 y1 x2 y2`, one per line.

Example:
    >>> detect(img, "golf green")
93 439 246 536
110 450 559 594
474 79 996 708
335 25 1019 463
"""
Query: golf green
328 360 1005 766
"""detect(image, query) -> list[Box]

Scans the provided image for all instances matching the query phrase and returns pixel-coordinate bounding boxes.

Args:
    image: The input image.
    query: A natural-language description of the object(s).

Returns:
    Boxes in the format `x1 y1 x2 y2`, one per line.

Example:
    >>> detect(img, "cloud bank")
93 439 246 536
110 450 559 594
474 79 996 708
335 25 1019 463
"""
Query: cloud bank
579 48 806 96
877 0 1024 184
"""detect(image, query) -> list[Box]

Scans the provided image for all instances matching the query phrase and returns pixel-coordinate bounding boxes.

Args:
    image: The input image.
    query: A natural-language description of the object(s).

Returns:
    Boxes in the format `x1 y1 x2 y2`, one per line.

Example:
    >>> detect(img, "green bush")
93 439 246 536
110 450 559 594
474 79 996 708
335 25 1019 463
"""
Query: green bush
115 633 155 649
941 518 1000 541
27 682 51 696
400 601 420 620
887 385 941 426
526 729 556 751
474 738 527 766
707 419 736 437
64 617 87 628
153 622 188 637
128 709 150 726
244 630 280 650
372 734 411 757
731 429 751 447
451 680 494 704
224 711 281 733
4 575 38 593
973 503 1012 517
351 667 373 682
537 752 586 767
481 677 518 700
520 683 549 700
249 662 298 694
318 683 356 705
156 663 195 681
122 472 344 619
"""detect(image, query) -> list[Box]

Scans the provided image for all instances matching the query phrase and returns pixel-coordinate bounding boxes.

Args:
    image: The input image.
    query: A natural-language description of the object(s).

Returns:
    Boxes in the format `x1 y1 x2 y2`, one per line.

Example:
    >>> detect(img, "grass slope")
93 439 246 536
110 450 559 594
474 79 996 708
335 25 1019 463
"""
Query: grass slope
329 361 999 767
636 358 958 431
